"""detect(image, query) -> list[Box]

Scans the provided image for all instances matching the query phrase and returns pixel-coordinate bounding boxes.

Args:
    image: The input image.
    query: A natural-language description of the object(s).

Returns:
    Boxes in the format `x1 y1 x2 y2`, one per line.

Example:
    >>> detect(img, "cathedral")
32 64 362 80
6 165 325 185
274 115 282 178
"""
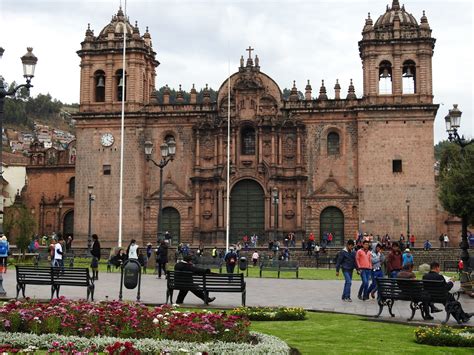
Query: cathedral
74 0 438 247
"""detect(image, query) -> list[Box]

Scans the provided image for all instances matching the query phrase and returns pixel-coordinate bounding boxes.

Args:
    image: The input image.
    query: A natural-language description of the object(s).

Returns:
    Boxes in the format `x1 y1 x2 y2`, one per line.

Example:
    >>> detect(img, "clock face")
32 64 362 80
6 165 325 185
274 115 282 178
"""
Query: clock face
101 133 114 147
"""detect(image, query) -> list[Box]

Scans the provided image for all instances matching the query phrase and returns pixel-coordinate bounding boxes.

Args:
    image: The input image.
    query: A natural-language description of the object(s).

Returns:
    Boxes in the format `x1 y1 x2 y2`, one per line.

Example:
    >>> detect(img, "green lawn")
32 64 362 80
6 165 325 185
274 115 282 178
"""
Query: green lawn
13 258 457 281
250 312 473 354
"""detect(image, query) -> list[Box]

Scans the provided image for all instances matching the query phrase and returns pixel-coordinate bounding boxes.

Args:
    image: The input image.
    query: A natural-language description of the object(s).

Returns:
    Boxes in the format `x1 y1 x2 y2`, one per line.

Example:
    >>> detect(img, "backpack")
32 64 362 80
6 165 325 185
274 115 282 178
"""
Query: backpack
0 243 7 255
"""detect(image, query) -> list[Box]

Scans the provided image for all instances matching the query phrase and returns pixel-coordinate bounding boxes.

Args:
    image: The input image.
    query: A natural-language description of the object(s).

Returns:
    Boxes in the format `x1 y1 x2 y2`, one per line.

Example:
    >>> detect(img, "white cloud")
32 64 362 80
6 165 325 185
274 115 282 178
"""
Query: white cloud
0 0 472 142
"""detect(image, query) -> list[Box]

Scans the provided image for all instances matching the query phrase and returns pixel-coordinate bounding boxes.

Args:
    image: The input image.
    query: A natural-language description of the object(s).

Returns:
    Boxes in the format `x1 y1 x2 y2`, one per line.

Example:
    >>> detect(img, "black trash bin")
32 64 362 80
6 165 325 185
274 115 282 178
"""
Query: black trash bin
239 257 247 271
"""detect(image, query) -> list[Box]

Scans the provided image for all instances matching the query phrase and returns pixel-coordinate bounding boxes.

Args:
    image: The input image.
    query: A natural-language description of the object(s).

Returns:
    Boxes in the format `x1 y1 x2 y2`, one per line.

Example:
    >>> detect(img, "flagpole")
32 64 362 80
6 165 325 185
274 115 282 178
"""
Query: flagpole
118 0 127 248
225 58 231 252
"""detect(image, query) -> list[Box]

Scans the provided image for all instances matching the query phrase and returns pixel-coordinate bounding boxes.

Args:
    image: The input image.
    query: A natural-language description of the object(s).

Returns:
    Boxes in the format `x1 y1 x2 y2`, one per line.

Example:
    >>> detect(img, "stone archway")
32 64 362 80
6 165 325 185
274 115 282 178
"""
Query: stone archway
320 206 344 246
63 210 74 237
230 179 265 244
162 207 180 244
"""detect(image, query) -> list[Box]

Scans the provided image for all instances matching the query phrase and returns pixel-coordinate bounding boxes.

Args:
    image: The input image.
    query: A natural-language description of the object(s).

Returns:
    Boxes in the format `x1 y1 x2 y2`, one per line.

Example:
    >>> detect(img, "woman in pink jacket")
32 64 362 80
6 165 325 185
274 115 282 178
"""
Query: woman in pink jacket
356 240 372 300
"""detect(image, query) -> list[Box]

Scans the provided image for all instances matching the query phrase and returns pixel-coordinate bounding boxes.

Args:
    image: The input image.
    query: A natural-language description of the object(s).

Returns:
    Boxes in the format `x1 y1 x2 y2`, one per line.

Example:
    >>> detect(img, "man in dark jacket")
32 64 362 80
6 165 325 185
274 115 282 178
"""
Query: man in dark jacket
336 239 356 302
423 261 472 323
387 242 403 278
174 255 216 304
90 234 101 280
156 241 169 279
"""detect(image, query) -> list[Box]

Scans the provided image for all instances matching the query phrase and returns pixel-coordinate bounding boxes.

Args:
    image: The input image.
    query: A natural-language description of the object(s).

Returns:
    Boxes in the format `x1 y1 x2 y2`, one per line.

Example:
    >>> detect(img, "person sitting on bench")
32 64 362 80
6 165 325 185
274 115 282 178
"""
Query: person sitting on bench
423 261 472 323
174 255 216 304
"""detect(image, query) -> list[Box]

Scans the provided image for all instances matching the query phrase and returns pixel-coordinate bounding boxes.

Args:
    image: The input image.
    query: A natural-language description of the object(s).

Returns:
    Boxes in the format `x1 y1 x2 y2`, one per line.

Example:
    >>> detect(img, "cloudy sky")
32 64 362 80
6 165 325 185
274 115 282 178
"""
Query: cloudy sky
1 0 472 143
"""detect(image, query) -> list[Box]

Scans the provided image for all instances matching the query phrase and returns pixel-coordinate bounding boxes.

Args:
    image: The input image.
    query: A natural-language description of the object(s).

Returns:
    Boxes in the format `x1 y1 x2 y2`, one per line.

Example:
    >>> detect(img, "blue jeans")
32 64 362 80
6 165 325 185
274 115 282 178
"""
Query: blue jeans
342 269 353 300
358 269 371 299
368 269 384 295
390 270 400 278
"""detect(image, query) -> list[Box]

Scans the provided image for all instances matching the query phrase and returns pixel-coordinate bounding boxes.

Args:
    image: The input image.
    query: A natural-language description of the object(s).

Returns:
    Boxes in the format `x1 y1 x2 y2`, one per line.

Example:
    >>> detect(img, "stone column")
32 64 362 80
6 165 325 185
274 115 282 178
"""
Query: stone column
194 185 200 230
278 131 283 165
195 131 201 167
296 185 302 229
258 127 263 164
296 128 301 165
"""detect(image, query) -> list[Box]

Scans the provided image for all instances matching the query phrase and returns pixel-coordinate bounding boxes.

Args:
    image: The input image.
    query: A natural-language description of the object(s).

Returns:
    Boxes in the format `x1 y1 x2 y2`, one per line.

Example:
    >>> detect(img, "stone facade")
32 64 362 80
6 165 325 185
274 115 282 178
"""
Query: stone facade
74 1 440 248
22 139 76 237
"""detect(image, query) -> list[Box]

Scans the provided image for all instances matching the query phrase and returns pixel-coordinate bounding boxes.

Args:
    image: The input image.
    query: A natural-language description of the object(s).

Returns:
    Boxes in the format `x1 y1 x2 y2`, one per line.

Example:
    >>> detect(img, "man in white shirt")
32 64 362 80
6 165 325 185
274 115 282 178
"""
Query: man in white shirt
54 237 64 270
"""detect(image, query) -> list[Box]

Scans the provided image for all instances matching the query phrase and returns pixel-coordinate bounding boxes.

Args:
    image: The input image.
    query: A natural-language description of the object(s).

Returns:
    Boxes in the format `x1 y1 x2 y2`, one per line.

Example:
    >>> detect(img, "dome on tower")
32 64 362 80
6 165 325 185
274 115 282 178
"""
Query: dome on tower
374 0 418 30
98 7 135 39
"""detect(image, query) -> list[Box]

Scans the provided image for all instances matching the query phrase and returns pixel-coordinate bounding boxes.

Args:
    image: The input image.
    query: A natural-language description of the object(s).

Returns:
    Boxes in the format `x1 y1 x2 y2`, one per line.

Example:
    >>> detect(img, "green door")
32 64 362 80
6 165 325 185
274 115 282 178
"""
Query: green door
162 207 180 244
230 180 265 244
63 210 74 237
320 207 344 246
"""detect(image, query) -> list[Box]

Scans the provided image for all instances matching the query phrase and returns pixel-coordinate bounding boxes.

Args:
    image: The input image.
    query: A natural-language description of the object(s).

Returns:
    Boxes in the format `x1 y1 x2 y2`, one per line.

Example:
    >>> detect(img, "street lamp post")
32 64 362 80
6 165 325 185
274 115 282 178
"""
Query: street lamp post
144 138 176 244
0 47 38 236
444 104 473 269
406 199 410 242
87 185 94 252
272 187 279 240
57 200 63 235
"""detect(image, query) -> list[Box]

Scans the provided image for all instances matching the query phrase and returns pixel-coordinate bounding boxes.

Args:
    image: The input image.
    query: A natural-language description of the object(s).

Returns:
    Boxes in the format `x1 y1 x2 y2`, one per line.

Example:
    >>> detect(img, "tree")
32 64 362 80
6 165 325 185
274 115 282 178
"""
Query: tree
438 144 474 226
3 204 35 253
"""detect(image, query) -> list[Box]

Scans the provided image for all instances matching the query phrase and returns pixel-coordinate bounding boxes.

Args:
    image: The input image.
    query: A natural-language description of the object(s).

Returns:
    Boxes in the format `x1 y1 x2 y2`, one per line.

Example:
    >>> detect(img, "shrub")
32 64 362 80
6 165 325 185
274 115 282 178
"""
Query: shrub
415 326 474 347
230 307 306 321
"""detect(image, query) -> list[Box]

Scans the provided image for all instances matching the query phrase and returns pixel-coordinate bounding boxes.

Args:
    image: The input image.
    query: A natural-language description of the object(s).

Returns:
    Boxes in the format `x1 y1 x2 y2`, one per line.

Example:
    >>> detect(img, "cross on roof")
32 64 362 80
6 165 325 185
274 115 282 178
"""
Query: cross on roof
246 46 254 59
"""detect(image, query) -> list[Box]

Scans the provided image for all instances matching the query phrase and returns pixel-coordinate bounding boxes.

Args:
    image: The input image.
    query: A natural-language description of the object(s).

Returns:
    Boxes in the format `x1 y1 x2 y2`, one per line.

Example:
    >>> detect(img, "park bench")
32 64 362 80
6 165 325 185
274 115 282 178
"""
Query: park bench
194 256 224 273
15 266 95 301
166 271 246 306
315 256 336 269
376 278 458 323
443 260 459 272
259 260 299 278
10 253 39 264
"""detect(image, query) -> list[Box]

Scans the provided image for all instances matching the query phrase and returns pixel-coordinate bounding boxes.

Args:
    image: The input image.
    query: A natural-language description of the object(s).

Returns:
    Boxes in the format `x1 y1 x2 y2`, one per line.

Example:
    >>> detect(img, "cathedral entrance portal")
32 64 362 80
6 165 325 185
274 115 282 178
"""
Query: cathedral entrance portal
230 180 265 244
63 210 74 237
162 207 180 244
320 207 344 246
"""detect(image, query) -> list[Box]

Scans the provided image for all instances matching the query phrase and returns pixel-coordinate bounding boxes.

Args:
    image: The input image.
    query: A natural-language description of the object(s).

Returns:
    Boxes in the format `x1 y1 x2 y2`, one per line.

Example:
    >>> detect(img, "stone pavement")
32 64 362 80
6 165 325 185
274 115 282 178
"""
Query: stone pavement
1 269 472 326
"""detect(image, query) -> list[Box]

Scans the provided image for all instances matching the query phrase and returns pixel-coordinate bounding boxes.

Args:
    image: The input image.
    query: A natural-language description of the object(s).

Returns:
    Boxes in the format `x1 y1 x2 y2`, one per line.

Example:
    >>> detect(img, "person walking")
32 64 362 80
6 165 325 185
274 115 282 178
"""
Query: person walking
356 240 372 301
90 234 101 280
387 242 403 278
367 243 385 299
409 234 415 248
53 237 64 271
252 250 259 266
335 239 356 302
0 236 9 271
127 239 139 260
156 240 169 279
224 247 238 273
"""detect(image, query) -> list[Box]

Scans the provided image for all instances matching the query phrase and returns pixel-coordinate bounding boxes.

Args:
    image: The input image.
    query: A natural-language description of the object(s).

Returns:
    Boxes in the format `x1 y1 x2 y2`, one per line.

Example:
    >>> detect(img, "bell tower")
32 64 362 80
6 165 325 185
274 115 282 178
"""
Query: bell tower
359 0 435 104
77 7 159 112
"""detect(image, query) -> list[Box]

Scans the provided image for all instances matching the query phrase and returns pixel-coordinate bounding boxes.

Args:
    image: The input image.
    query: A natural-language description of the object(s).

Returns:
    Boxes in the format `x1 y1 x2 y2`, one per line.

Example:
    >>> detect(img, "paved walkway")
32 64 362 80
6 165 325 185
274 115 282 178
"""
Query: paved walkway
1 270 472 326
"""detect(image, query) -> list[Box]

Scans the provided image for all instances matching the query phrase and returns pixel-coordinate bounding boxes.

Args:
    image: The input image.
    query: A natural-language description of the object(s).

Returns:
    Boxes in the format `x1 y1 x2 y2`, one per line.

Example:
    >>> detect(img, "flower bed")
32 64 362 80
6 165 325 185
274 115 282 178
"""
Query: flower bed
0 298 249 343
0 331 290 354
415 326 474 347
230 307 306 321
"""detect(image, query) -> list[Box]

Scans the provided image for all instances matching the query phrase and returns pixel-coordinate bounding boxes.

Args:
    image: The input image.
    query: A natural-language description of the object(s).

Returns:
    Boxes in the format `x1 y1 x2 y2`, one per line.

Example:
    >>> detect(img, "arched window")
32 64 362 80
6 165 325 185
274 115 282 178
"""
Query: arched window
94 70 105 102
378 60 393 94
327 132 340 156
68 177 75 197
116 69 126 101
402 60 416 94
241 126 256 155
